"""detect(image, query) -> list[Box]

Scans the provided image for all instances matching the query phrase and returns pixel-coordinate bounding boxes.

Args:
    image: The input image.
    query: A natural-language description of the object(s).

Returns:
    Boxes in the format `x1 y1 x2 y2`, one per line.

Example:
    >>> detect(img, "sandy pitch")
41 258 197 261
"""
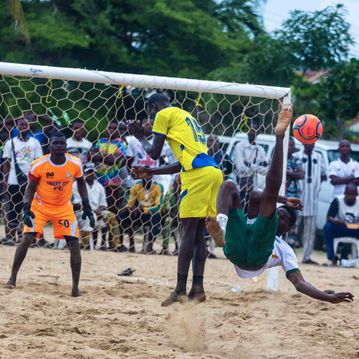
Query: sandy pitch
0 246 358 359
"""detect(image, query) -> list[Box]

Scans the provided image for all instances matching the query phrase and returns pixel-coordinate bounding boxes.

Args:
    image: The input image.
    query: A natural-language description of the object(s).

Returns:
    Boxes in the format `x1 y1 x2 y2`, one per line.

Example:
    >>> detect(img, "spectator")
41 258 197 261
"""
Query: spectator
160 174 181 255
91 119 128 216
295 143 326 265
1 116 43 245
233 125 267 208
323 183 359 266
118 175 163 253
329 139 359 198
66 119 92 163
207 134 232 180
72 163 121 250
286 137 304 198
127 117 174 192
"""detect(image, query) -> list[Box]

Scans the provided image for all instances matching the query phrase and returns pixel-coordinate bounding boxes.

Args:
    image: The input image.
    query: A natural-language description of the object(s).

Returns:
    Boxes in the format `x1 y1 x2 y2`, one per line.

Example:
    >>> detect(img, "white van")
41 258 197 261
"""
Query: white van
225 133 359 230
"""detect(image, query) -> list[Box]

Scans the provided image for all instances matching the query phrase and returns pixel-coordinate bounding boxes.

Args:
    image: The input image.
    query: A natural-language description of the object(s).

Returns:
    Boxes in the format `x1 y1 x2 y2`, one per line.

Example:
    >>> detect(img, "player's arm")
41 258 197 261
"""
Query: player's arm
287 270 354 304
75 176 95 227
22 179 38 227
131 162 182 179
128 119 166 160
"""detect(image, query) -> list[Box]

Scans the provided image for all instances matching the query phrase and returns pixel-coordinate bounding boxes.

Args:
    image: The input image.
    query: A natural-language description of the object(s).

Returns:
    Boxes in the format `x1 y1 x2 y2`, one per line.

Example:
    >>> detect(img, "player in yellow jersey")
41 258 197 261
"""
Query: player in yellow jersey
5 132 95 297
129 93 223 306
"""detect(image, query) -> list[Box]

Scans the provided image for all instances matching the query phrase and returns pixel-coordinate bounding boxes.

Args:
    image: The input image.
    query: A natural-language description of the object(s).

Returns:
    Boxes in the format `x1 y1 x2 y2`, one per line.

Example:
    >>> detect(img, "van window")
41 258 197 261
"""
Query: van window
327 150 359 163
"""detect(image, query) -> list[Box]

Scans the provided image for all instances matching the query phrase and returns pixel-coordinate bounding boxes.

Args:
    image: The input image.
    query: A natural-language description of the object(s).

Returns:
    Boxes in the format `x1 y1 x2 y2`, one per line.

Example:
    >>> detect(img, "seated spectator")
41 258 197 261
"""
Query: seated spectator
72 163 121 250
160 174 181 255
323 183 359 266
118 175 163 253
207 134 232 180
66 119 92 163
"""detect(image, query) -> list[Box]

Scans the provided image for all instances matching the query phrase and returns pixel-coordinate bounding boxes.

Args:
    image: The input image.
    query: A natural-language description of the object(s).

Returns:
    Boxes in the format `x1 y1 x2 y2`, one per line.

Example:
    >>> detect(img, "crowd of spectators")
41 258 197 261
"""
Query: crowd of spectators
1 113 359 265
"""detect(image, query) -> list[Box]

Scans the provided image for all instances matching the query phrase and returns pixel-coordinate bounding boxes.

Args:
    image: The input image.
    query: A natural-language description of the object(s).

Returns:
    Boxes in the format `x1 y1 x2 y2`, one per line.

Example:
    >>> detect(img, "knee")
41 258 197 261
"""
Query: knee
323 222 333 235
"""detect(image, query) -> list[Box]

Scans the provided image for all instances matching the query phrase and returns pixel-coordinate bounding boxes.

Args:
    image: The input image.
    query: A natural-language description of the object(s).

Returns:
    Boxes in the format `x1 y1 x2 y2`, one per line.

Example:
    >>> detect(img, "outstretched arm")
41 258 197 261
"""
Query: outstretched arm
287 271 354 304
131 162 182 179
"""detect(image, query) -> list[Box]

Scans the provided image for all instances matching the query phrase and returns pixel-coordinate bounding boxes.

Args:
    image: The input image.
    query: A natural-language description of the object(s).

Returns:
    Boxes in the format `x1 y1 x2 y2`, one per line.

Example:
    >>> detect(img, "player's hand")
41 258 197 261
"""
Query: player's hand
286 197 303 210
328 292 354 304
127 120 144 139
130 166 152 179
82 200 95 228
23 203 35 227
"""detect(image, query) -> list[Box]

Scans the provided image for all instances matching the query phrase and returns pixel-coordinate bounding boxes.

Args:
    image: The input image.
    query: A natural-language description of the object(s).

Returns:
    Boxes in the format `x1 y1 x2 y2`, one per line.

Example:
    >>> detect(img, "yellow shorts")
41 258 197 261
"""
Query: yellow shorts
179 166 223 218
24 201 79 239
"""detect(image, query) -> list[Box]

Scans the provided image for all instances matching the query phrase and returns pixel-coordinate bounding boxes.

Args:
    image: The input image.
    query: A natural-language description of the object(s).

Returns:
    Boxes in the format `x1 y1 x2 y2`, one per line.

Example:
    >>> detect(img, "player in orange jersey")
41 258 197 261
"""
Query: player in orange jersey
5 132 95 297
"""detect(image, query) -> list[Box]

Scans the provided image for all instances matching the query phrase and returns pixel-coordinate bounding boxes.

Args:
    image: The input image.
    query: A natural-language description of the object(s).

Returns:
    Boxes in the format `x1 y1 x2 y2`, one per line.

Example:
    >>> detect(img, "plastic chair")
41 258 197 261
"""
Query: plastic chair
333 237 359 259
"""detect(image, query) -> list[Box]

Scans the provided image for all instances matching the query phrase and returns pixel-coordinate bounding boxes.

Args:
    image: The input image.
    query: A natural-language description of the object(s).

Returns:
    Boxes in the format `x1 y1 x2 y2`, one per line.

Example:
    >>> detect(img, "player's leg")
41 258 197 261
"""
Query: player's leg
258 106 292 219
6 233 35 286
65 236 82 297
161 218 201 306
206 180 241 246
188 218 207 302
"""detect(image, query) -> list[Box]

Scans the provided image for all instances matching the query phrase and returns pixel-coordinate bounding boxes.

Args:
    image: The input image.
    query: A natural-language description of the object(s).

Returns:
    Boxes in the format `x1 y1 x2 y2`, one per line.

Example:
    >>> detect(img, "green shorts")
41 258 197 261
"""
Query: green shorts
223 209 278 268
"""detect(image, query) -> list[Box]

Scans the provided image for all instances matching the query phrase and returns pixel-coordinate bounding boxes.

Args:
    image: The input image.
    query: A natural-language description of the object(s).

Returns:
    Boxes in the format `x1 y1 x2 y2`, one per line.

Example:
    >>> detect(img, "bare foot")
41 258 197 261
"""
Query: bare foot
188 290 207 304
206 217 225 247
274 105 292 136
71 288 81 297
4 278 16 288
161 291 186 307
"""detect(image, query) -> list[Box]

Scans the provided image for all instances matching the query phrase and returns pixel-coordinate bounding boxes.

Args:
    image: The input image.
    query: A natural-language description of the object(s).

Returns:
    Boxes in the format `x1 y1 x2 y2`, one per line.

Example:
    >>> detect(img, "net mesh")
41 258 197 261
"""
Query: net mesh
0 73 283 253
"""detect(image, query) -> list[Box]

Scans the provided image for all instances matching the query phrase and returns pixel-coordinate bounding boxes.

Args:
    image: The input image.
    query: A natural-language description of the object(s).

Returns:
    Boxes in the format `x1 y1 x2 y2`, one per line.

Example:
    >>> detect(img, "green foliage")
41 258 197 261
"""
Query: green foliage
276 4 354 73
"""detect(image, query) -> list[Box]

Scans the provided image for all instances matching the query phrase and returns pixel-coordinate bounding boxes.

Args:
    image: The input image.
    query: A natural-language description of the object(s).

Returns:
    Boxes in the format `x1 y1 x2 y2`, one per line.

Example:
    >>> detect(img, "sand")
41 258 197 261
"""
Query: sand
0 245 358 359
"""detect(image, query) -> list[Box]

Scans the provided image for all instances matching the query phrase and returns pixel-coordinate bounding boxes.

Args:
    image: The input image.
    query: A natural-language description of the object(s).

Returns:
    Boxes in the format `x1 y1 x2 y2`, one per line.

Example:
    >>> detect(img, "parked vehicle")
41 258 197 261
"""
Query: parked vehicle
225 133 359 229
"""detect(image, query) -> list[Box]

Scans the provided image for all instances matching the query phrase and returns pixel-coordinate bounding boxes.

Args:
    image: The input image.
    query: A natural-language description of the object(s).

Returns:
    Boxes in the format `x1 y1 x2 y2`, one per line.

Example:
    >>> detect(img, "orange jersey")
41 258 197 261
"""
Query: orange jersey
28 154 83 207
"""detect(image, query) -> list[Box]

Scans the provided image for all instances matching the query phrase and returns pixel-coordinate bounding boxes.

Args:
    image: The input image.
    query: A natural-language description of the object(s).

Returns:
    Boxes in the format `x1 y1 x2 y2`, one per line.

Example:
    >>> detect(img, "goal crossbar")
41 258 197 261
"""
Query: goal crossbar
0 62 290 100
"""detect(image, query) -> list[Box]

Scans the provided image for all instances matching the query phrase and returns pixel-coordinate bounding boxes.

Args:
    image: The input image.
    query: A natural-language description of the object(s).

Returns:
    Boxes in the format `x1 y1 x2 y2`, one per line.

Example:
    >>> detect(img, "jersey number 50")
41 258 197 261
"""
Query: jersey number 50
186 117 206 144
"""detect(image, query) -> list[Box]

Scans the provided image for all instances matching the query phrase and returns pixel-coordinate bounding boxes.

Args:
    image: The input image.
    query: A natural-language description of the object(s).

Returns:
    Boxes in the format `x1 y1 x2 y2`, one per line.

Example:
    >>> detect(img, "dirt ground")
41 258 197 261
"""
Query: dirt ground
0 243 358 359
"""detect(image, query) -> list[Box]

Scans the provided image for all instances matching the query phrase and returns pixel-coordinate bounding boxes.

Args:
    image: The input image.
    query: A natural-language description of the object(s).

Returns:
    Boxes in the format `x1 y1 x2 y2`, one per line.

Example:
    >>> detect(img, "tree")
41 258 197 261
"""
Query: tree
276 4 354 73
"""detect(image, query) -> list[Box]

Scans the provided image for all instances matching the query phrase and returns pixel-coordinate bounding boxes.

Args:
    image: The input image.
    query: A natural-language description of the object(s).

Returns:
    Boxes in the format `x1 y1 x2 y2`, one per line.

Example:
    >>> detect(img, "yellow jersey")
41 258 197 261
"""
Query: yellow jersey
152 107 218 171
28 154 83 208
127 181 163 213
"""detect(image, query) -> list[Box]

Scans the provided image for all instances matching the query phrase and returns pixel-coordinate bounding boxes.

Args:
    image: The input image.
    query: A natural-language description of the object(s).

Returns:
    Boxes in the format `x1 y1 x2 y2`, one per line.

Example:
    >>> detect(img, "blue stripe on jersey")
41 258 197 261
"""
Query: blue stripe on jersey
152 131 167 137
191 153 219 169
179 189 188 203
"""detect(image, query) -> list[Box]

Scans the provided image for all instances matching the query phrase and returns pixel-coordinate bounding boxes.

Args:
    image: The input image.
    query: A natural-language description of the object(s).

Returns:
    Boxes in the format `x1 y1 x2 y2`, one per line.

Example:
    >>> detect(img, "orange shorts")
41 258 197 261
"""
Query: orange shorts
24 201 79 239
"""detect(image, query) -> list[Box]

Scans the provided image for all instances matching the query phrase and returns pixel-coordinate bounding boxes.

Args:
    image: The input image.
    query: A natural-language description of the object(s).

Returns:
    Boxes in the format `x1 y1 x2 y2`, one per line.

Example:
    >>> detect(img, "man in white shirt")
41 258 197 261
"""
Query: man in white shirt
329 140 359 198
66 119 92 164
72 163 120 250
294 144 326 265
233 124 267 210
324 183 359 266
206 108 353 304
1 116 43 245
127 117 174 192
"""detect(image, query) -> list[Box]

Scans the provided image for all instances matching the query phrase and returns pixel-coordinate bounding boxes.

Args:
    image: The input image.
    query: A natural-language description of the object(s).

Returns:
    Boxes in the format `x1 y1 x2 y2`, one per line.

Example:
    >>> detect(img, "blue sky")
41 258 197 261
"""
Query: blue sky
261 0 359 58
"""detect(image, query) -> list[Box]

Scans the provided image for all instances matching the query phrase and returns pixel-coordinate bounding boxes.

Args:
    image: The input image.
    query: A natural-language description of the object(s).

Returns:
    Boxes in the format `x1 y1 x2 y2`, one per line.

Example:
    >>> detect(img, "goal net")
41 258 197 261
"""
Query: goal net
0 62 291 255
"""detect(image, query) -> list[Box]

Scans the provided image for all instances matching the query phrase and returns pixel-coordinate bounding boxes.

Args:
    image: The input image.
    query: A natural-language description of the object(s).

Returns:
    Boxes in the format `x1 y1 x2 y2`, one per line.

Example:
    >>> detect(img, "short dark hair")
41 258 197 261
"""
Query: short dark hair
147 92 170 109
71 119 84 126
278 205 297 226
50 131 66 141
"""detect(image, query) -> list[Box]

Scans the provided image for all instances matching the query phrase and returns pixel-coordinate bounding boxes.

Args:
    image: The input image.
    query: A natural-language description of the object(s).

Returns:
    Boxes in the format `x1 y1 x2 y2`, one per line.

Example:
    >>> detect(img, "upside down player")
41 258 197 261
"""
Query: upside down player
6 132 95 297
129 93 223 306
207 106 354 304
